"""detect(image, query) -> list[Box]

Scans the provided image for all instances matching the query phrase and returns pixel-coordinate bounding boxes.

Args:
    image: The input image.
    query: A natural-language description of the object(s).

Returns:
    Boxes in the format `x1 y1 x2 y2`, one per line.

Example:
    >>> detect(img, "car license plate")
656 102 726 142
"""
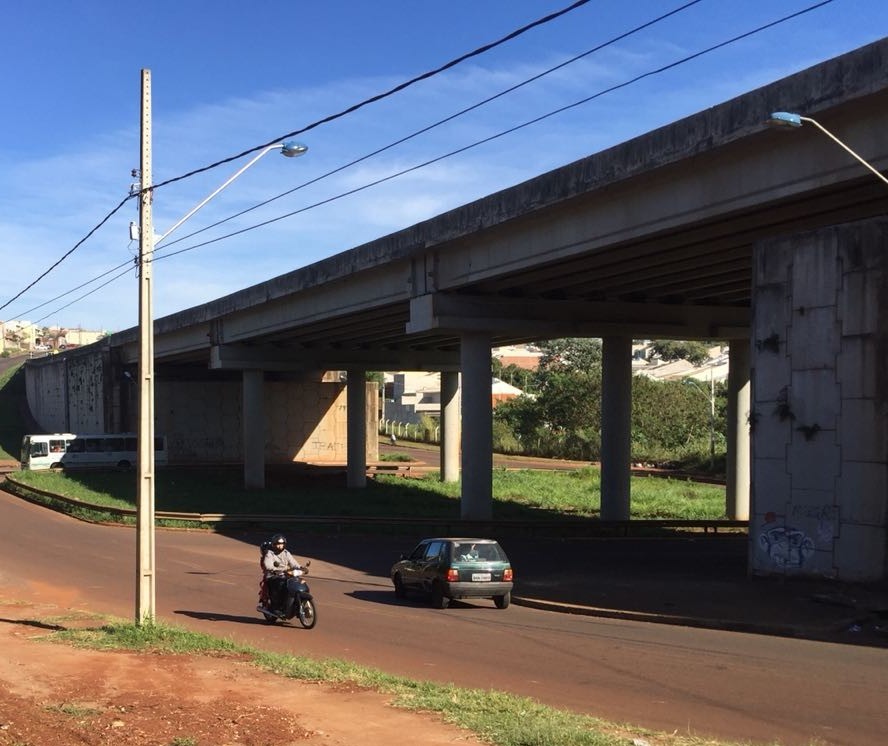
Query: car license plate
471 572 491 582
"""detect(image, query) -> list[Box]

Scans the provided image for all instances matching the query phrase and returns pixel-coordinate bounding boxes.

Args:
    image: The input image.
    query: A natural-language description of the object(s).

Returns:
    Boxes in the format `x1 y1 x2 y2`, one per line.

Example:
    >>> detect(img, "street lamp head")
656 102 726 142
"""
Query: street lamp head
766 110 888 187
767 111 803 128
281 141 308 158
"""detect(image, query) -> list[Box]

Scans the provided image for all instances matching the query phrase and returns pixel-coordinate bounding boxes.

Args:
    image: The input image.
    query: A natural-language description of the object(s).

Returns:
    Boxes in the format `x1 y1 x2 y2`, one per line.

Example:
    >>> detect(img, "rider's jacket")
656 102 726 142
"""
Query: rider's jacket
263 548 301 578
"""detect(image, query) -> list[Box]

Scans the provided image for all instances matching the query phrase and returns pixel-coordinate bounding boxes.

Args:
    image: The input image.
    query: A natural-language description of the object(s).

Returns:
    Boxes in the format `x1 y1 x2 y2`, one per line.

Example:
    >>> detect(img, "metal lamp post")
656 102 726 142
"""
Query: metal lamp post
135 68 307 624
684 371 716 471
768 111 888 187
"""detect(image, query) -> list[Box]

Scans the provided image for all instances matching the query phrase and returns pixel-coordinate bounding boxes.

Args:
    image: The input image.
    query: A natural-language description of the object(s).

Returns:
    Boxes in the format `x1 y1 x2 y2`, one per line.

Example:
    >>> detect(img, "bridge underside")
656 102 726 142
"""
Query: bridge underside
26 40 888 581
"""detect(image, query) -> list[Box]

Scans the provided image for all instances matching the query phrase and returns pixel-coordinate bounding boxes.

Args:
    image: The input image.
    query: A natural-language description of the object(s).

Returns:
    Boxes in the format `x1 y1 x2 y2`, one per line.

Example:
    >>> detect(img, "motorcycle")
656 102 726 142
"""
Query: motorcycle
257 561 317 629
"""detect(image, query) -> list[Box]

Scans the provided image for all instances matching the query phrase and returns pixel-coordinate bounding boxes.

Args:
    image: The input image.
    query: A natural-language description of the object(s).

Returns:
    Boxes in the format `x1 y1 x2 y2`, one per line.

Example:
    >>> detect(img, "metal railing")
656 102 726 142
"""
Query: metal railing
4 474 747 538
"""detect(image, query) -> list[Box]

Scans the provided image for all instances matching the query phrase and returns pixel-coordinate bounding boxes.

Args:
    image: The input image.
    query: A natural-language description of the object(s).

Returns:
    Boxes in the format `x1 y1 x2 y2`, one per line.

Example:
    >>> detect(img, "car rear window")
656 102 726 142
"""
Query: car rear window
452 542 505 562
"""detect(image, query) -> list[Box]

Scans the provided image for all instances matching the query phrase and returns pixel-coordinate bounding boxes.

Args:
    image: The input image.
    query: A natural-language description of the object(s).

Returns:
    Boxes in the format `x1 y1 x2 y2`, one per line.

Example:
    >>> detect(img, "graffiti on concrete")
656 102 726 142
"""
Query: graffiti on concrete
791 504 838 544
759 523 815 569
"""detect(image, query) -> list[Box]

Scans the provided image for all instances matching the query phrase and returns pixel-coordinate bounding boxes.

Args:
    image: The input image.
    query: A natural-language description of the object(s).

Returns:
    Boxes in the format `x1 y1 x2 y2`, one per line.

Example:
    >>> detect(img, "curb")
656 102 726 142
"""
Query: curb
511 595 859 639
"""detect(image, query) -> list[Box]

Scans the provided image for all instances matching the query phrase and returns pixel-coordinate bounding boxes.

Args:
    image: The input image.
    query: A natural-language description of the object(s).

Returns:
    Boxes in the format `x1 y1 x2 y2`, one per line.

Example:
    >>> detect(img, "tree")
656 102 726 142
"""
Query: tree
649 340 713 366
537 369 601 434
494 394 543 444
537 338 602 373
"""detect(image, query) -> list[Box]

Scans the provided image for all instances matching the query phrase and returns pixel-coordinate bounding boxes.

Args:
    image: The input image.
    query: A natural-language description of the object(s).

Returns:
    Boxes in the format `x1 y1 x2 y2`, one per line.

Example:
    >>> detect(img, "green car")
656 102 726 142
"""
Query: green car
391 537 514 609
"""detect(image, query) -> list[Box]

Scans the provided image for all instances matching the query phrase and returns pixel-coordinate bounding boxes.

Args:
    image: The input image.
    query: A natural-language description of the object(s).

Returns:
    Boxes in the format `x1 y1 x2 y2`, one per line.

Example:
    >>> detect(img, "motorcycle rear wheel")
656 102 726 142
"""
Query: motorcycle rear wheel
297 598 317 629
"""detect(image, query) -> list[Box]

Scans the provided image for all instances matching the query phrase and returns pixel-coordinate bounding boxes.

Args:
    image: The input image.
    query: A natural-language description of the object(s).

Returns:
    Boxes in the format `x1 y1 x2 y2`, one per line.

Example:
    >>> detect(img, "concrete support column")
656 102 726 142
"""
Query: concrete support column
242 369 265 490
726 340 751 520
440 370 460 483
751 218 888 581
347 368 367 489
600 336 632 521
461 333 493 519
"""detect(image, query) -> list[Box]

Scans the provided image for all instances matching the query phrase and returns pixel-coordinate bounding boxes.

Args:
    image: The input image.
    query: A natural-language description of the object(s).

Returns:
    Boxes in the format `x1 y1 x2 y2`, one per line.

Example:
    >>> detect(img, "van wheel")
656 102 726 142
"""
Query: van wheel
50 462 63 470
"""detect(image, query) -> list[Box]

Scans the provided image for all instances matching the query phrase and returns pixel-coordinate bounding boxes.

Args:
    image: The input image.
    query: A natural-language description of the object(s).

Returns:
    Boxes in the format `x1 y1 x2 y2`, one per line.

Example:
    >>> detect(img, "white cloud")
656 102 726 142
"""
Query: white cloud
3 4 886 332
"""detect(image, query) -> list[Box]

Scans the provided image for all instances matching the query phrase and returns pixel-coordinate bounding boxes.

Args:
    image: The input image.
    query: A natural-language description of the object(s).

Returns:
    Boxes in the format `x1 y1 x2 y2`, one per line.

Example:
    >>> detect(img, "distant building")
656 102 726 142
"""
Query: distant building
492 344 542 370
383 371 526 426
632 342 729 383
1 321 106 353
56 327 106 349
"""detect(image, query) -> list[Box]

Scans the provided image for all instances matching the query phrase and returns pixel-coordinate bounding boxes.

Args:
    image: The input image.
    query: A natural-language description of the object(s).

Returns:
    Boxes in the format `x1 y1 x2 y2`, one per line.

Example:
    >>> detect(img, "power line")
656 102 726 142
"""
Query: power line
157 0 706 254
155 0 837 262
150 0 594 193
1 0 591 314
0 193 133 315
32 265 134 328
14 258 134 320
9 0 837 325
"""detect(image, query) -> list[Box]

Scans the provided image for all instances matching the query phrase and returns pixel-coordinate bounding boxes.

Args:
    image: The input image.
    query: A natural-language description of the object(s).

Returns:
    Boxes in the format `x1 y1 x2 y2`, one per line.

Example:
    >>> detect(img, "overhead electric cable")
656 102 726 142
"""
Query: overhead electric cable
154 0 836 263
31 265 134 327
0 193 133 314
8 0 836 323
2 0 591 313
150 0 594 192
15 258 134 319
156 0 706 253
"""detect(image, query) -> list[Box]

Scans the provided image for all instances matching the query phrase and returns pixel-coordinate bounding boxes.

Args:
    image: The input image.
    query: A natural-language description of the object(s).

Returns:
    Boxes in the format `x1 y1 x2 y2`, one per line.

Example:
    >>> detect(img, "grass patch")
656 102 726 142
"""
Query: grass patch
8 465 727 523
379 452 414 462
48 618 754 746
45 702 102 718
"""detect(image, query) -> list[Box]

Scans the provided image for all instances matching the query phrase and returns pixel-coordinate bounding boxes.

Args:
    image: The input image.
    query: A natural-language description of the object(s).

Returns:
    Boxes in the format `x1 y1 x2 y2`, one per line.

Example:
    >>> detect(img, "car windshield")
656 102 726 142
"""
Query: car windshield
451 542 503 562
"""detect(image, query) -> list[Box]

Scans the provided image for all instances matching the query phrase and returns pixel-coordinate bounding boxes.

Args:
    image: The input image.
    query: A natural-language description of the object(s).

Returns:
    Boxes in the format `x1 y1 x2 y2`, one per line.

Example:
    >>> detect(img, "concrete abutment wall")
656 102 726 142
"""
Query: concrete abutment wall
751 217 888 581
24 360 377 465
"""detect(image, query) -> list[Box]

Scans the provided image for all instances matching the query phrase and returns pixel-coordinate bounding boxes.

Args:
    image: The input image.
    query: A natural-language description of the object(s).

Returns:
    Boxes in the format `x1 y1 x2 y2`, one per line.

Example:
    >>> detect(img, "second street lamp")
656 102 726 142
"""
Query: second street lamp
135 68 307 624
768 111 888 188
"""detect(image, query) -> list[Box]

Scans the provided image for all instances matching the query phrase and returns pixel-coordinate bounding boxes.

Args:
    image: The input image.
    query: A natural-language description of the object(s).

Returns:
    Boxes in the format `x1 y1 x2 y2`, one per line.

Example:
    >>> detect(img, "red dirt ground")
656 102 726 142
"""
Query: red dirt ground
0 596 481 746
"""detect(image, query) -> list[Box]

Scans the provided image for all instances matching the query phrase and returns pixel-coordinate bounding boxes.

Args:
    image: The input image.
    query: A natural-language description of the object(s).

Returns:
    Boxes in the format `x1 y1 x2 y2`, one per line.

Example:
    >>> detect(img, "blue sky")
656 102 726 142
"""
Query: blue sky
1 0 886 333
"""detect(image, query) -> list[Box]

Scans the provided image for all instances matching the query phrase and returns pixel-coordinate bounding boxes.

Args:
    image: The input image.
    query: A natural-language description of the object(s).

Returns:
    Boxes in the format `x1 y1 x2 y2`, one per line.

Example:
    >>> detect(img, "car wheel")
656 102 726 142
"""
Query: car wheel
431 582 449 609
393 573 406 599
494 592 511 609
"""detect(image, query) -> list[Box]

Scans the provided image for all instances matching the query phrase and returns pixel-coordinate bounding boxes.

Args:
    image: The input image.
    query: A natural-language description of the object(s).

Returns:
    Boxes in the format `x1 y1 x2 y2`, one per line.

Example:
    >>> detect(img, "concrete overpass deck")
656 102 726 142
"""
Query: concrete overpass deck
25 39 888 581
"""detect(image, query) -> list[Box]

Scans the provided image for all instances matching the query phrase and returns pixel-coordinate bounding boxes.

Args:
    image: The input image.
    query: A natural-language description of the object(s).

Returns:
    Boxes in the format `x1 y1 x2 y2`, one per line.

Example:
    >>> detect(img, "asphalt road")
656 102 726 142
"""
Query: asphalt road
2 489 887 746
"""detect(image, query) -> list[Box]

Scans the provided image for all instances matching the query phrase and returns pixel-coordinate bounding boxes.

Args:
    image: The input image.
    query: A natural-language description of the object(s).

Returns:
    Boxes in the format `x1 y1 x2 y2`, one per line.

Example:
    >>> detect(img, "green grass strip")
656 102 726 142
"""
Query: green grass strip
8 465 727 522
46 619 764 746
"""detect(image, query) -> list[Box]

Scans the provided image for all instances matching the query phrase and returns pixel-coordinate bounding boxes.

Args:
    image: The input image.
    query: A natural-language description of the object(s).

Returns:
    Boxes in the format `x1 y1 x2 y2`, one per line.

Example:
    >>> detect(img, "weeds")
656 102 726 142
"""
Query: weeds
50 619 754 746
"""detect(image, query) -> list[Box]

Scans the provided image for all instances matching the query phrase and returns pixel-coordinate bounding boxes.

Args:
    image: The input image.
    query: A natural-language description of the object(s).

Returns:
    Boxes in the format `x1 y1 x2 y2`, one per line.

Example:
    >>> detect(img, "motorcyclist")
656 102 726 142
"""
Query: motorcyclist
262 534 306 614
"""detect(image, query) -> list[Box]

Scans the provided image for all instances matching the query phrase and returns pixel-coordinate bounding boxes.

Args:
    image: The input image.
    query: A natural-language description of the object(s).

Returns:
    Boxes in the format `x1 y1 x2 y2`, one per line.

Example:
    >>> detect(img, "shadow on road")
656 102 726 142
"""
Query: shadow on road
348 589 503 612
0 616 66 631
173 610 272 626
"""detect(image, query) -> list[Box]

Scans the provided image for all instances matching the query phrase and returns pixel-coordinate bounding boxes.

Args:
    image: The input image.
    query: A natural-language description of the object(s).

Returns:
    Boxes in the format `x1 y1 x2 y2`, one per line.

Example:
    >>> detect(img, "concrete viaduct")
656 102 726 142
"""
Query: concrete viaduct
26 39 888 581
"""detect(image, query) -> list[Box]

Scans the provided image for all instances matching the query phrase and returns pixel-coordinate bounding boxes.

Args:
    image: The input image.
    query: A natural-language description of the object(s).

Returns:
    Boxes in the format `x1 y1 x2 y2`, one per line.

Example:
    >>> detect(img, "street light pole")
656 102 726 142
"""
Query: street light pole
768 111 888 187
685 371 716 471
136 68 156 624
133 68 307 625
